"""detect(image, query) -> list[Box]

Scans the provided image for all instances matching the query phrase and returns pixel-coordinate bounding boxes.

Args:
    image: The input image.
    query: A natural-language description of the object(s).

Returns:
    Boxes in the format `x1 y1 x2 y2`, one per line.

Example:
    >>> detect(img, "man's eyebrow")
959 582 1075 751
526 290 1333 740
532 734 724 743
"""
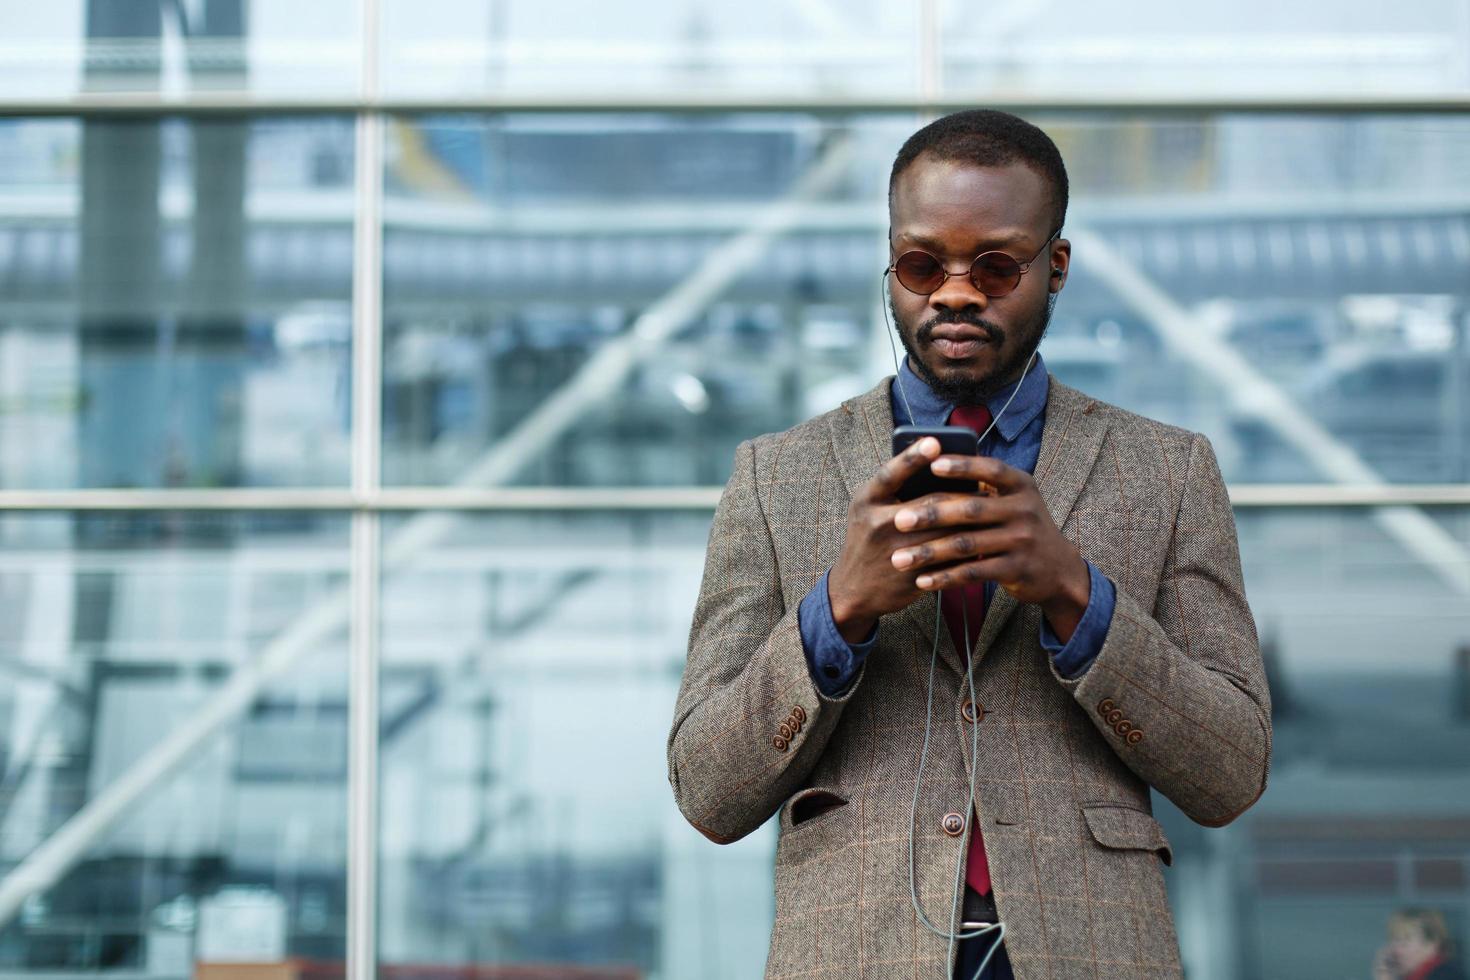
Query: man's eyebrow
893 230 1033 253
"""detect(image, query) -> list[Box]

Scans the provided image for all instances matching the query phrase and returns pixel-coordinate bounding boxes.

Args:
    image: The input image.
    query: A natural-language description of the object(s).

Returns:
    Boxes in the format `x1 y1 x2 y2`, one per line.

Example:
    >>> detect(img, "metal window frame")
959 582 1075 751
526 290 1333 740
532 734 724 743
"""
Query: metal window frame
0 486 1469 511
2 94 1470 116
346 0 383 975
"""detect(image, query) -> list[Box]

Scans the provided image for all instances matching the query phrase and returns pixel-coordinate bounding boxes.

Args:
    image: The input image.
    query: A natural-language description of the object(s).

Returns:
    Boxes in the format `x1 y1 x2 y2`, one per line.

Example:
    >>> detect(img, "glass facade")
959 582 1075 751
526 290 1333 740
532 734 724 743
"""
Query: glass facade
0 512 351 970
0 1 361 99
1 3 1469 980
373 0 1470 100
0 115 356 489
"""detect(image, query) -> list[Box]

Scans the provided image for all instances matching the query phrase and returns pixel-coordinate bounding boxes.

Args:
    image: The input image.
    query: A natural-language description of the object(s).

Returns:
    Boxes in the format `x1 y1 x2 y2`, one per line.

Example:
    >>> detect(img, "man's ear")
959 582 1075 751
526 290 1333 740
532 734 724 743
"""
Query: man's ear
1048 237 1072 293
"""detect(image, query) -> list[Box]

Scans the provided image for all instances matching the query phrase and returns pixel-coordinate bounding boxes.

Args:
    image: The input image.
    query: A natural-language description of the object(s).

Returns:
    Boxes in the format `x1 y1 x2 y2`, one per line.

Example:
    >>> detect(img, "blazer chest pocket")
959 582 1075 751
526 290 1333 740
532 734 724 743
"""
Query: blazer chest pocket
1081 802 1173 866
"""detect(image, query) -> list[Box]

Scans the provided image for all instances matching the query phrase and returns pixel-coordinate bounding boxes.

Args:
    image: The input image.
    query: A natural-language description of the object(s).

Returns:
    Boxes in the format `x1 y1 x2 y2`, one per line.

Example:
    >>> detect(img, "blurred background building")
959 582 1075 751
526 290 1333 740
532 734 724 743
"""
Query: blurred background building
0 1 1468 978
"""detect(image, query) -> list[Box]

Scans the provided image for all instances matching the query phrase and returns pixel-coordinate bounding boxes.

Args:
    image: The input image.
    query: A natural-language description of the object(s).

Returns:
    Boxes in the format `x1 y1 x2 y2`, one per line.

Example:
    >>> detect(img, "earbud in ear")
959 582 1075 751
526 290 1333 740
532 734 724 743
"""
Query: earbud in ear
1051 267 1064 278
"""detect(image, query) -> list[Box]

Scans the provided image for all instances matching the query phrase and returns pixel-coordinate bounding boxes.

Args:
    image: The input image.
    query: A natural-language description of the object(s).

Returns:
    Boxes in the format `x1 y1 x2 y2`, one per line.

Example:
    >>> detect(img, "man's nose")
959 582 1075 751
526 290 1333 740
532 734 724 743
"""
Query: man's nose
928 267 989 315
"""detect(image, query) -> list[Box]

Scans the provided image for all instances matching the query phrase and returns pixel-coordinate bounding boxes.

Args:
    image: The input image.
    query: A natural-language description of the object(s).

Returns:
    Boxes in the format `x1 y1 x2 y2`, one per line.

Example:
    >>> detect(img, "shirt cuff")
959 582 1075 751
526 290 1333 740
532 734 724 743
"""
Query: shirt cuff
1040 560 1115 679
797 569 878 698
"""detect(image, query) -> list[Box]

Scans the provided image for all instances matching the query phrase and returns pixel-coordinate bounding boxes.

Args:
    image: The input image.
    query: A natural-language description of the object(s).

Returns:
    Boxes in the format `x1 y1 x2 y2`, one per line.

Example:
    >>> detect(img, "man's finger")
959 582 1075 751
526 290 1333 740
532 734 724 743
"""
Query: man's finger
867 437 941 501
890 527 1014 571
929 454 1029 493
913 554 1017 591
892 492 1017 532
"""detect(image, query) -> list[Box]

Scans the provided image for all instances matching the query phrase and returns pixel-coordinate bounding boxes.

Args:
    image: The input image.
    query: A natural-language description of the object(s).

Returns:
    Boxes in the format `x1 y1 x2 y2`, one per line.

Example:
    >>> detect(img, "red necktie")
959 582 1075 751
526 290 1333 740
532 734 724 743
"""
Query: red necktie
940 403 993 896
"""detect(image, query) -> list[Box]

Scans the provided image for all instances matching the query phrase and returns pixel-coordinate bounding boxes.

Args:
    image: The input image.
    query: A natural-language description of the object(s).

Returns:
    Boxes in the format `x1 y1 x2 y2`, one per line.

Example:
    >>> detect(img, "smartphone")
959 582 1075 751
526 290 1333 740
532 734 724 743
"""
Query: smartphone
891 425 980 502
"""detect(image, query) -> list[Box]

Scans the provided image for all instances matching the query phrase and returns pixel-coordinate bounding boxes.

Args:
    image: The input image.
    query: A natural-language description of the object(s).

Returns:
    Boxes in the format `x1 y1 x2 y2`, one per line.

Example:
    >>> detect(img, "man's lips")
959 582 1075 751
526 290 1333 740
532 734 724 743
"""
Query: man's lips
925 326 993 360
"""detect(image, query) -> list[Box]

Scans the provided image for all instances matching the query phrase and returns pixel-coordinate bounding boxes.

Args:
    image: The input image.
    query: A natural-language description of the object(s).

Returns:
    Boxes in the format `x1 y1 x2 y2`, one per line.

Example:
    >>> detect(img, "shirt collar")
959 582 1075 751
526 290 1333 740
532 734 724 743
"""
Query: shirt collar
893 351 1049 442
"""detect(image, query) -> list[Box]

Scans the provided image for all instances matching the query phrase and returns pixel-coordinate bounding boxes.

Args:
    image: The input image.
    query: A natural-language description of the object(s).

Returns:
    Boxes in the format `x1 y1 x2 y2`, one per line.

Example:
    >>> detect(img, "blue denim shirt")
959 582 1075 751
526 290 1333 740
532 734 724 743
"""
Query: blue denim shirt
798 354 1116 697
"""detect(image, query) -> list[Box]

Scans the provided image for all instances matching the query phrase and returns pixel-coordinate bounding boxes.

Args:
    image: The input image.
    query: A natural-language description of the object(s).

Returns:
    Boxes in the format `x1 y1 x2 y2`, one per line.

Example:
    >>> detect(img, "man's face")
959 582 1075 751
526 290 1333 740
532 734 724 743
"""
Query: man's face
887 155 1069 405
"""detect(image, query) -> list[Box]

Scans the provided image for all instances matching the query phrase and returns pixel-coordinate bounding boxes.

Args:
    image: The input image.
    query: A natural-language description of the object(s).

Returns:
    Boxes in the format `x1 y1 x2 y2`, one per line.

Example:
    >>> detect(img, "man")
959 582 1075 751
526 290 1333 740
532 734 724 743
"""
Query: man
666 110 1271 979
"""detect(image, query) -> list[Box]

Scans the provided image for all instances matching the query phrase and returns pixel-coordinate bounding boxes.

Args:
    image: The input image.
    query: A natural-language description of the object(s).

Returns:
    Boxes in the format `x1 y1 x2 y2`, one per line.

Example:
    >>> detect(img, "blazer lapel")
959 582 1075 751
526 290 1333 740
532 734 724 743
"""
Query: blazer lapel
826 378 892 505
969 375 1110 662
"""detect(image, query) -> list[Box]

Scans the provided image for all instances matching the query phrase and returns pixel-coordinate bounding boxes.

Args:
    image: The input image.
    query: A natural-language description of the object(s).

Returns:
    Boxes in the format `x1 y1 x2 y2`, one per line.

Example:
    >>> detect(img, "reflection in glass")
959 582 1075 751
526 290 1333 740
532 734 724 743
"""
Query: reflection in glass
0 0 360 100
0 116 355 489
373 0 1470 102
937 0 1470 99
380 113 1470 489
1161 506 1470 979
0 512 350 973
377 510 774 979
380 113 904 488
379 0 918 99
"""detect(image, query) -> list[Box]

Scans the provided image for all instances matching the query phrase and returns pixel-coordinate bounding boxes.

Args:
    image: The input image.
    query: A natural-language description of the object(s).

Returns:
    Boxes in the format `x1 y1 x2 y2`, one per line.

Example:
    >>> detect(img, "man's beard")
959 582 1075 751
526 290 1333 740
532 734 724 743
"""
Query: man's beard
892 291 1057 406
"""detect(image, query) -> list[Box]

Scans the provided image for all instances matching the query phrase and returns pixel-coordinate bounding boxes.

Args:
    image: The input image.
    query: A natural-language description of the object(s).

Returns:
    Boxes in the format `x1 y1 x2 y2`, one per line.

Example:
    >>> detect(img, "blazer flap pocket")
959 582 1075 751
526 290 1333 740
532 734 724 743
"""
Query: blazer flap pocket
1082 803 1173 866
780 787 851 834
777 788 857 868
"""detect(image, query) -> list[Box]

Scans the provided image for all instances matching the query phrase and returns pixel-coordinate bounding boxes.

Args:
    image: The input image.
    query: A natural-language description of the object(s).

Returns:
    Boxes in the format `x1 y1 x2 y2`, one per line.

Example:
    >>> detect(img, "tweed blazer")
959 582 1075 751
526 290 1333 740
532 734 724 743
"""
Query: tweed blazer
667 374 1272 980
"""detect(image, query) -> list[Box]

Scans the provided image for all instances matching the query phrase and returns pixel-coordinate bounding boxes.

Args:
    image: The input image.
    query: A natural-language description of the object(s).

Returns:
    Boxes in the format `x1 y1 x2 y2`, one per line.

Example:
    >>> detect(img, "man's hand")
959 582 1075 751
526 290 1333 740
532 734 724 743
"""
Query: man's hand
827 437 960 643
887 454 1092 643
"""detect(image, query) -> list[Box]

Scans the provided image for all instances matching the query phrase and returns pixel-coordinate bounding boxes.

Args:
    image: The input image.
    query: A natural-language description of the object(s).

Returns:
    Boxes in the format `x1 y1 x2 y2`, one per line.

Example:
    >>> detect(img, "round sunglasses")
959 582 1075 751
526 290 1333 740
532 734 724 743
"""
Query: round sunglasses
887 229 1061 298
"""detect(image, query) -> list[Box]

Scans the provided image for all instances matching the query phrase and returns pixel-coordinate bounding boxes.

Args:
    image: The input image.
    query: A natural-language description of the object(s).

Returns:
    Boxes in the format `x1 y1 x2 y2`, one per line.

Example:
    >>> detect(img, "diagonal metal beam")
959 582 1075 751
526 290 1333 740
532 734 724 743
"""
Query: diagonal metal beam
0 133 854 928
1069 225 1470 597
376 570 598 750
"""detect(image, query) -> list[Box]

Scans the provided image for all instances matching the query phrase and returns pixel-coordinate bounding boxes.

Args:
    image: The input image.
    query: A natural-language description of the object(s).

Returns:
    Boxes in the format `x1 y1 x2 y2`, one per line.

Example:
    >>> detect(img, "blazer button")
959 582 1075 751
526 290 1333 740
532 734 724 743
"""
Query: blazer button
941 813 966 837
1105 708 1124 726
773 735 789 752
1098 698 1115 715
1126 730 1144 745
961 700 985 723
779 722 793 740
1115 719 1133 736
792 705 807 724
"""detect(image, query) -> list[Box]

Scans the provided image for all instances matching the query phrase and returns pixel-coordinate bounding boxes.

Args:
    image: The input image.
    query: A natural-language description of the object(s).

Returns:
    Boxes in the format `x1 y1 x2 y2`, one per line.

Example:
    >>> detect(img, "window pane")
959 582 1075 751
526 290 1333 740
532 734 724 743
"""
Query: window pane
379 0 919 100
379 112 1470 488
376 510 770 978
1163 505 1470 978
0 116 355 489
0 0 360 100
380 111 906 488
937 0 1470 99
0 511 350 973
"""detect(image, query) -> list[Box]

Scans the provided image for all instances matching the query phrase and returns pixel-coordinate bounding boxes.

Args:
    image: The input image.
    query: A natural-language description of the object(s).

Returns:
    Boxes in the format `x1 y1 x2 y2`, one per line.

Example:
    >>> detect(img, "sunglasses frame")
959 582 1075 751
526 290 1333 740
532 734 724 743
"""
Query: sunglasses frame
887 228 1062 298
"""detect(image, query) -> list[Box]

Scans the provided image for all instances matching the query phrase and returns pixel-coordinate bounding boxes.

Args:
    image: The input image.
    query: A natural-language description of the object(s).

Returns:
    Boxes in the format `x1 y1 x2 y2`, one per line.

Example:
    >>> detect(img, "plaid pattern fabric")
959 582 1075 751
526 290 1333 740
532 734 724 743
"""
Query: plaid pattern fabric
666 374 1272 980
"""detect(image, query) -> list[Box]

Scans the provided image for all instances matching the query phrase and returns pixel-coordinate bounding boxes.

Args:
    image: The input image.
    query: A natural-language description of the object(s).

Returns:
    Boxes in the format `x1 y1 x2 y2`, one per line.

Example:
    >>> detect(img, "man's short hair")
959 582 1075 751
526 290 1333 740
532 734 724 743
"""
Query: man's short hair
889 109 1069 233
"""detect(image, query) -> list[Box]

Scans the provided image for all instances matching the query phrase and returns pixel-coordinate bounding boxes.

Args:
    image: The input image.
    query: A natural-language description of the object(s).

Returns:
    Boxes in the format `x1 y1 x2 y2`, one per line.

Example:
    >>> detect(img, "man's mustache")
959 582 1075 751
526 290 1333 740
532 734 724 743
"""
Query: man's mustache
916 311 1004 345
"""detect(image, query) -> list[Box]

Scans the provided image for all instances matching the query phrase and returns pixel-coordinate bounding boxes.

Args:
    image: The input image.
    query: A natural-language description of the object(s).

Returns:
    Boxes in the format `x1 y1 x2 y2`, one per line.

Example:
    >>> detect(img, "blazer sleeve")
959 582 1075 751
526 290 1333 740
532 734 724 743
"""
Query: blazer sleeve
1050 431 1272 826
666 438 864 844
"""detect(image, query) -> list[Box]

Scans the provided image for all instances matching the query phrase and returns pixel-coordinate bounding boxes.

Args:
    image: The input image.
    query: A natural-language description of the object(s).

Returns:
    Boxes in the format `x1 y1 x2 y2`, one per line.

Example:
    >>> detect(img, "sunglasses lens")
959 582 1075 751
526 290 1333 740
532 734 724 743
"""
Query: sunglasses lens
893 252 945 294
971 252 1022 296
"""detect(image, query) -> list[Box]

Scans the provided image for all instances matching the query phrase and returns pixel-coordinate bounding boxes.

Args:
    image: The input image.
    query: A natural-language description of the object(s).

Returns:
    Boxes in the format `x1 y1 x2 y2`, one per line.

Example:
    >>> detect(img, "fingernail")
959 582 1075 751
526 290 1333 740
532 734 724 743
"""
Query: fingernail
892 551 912 569
916 575 934 588
932 459 955 473
894 510 916 530
919 437 939 456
